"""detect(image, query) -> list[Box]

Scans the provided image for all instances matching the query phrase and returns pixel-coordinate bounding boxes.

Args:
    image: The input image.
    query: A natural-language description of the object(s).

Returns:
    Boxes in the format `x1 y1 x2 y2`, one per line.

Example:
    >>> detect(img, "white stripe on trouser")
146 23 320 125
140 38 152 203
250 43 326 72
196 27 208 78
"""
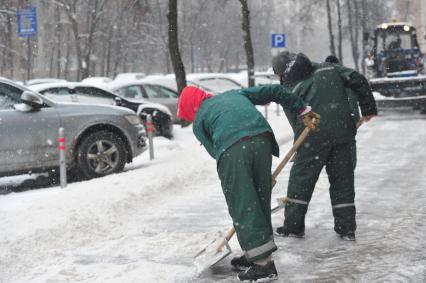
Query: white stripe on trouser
244 239 277 260
286 197 309 205
333 203 355 209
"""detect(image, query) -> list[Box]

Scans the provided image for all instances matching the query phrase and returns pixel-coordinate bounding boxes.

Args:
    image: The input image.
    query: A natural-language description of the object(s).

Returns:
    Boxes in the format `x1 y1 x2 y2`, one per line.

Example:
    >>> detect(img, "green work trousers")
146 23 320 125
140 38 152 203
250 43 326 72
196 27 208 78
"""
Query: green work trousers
217 134 277 262
284 138 356 235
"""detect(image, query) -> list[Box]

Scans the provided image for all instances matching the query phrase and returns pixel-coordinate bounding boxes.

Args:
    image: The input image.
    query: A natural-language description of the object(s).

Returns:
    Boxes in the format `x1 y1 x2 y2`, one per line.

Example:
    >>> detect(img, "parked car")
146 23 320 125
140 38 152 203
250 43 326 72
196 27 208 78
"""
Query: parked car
228 71 280 87
0 78 147 179
186 73 243 94
107 80 179 122
142 74 243 96
28 82 174 138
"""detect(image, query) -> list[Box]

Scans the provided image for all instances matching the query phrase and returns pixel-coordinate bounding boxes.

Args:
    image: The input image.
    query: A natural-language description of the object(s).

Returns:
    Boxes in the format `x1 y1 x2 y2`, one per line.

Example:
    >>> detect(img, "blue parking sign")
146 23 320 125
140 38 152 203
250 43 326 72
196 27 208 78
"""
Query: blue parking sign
272 33 286 48
17 7 37 37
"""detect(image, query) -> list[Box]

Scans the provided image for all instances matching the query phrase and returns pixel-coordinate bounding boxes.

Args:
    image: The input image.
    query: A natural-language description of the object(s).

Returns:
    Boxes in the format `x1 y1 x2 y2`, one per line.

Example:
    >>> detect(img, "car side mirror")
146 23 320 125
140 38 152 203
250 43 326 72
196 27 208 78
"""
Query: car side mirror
21 91 43 110
115 97 123 106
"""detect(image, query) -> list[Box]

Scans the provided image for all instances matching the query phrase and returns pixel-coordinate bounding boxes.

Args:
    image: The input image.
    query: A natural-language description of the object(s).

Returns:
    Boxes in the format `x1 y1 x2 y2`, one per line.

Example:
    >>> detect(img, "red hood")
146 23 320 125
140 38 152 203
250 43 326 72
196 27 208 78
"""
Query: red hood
177 86 212 122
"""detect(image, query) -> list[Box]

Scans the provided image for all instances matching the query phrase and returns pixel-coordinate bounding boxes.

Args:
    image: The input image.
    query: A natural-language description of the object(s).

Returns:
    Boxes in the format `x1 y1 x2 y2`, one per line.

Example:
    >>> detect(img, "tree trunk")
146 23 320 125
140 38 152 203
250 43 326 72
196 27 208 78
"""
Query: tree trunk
347 0 360 71
326 0 336 56
64 29 71 80
105 26 113 77
167 0 187 95
6 12 14 78
239 0 255 87
49 46 55 77
55 6 62 78
336 0 343 62
361 0 367 75
354 0 361 71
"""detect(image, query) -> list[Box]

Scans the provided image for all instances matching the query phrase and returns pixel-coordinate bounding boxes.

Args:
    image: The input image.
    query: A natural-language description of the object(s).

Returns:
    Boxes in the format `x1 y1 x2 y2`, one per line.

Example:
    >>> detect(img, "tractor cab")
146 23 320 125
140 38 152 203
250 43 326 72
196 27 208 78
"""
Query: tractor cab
368 23 424 78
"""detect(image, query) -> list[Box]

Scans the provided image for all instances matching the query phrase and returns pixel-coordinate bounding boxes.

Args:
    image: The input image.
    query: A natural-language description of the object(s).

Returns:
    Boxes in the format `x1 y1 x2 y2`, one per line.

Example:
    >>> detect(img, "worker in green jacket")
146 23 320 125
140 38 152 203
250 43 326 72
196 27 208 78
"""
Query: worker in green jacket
243 52 377 241
177 85 319 282
325 55 361 168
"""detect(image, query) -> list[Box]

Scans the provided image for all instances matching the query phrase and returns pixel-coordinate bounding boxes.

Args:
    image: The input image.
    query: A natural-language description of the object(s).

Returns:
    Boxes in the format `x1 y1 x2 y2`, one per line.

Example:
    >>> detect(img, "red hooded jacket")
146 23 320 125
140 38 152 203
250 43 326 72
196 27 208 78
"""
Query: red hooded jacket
177 86 212 122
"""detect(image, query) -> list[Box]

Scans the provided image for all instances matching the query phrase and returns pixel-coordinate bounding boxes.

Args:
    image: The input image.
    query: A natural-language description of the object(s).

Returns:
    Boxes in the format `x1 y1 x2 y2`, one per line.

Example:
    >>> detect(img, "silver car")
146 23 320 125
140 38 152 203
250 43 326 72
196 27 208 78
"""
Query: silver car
107 80 179 123
0 78 147 179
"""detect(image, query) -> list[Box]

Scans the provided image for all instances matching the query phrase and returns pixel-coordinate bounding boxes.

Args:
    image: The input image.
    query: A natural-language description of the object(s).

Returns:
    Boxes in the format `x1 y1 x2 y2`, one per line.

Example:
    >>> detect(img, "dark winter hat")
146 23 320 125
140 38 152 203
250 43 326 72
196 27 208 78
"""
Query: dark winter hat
272 51 296 76
282 53 314 84
325 55 340 64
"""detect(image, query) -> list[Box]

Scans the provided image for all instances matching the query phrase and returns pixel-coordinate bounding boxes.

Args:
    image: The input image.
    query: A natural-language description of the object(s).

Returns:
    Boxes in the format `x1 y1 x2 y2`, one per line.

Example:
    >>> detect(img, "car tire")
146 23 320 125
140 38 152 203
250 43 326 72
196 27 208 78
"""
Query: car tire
76 131 127 179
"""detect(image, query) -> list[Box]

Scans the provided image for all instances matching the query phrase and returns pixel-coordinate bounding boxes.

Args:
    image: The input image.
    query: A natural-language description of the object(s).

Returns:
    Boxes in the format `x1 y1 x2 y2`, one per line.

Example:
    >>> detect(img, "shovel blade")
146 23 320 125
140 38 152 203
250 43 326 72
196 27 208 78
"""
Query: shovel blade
194 237 232 272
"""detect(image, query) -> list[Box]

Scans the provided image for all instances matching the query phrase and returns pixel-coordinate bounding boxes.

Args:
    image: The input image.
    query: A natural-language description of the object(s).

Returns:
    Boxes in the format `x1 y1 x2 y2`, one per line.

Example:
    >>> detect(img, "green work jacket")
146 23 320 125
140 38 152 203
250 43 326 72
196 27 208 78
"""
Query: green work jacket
193 85 304 160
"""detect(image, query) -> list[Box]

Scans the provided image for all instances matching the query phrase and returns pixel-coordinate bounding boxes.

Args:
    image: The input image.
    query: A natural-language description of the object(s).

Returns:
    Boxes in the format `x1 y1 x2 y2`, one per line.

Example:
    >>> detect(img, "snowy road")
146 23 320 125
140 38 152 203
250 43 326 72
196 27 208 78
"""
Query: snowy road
0 109 425 282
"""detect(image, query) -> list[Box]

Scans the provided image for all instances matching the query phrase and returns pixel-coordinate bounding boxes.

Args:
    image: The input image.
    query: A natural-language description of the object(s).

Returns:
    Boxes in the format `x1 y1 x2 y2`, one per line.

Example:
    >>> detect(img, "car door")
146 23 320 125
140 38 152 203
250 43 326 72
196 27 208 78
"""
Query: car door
0 82 61 174
141 84 179 121
41 87 75 103
116 85 145 100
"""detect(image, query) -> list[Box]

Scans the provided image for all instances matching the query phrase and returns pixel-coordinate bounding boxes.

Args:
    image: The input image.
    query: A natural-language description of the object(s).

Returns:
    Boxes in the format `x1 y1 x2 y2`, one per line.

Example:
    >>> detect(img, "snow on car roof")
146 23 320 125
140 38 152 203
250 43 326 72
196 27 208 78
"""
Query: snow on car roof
26 80 172 114
27 81 118 94
81 77 113 87
25 78 67 86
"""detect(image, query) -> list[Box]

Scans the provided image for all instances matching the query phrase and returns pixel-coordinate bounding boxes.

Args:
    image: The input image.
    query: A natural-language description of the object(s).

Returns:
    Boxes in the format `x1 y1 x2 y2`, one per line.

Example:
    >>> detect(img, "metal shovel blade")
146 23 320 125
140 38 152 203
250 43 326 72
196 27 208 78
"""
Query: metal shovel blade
194 236 232 272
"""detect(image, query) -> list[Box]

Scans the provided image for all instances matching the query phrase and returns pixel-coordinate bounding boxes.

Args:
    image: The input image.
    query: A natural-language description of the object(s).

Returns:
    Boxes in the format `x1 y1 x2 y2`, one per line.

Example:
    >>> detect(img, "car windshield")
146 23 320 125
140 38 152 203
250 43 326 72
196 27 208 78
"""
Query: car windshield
377 29 412 53
0 83 22 109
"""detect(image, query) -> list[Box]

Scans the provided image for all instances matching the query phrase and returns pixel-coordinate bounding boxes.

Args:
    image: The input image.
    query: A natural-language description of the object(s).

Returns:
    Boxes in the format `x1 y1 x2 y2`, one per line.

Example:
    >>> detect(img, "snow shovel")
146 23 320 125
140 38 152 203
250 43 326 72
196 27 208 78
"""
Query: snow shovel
194 126 312 272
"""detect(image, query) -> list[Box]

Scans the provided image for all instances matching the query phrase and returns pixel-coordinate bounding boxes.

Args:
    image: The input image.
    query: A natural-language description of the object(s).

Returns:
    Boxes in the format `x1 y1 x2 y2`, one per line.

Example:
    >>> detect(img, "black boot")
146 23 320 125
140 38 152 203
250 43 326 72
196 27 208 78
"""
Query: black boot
237 261 278 282
231 255 252 271
275 226 305 238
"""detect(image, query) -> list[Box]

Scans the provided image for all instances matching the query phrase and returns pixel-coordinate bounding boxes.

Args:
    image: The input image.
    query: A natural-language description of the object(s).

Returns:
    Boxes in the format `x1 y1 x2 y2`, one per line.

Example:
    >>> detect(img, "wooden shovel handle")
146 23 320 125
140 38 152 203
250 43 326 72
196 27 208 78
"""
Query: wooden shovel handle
272 126 311 185
216 227 236 252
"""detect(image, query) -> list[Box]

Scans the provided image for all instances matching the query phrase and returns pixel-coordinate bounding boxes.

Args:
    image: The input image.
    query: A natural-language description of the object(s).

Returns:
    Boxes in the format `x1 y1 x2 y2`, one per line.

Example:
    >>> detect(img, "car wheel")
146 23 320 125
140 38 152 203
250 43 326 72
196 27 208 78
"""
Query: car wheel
76 131 127 179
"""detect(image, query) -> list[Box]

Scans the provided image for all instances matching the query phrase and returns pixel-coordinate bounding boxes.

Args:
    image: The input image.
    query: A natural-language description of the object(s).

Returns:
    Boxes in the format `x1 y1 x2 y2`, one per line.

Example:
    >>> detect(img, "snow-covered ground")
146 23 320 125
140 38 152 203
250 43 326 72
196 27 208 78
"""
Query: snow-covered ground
1 107 425 282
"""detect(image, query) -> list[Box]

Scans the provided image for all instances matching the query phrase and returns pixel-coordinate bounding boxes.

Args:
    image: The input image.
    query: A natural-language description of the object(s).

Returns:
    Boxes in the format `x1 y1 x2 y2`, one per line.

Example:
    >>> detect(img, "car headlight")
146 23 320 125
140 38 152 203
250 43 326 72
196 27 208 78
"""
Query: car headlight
125 114 141 125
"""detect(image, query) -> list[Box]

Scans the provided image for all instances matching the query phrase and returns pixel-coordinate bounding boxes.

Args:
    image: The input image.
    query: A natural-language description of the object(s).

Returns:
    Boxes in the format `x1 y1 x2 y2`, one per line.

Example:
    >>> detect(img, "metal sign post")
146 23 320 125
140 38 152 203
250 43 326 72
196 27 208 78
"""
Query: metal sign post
146 115 154 160
58 128 67 188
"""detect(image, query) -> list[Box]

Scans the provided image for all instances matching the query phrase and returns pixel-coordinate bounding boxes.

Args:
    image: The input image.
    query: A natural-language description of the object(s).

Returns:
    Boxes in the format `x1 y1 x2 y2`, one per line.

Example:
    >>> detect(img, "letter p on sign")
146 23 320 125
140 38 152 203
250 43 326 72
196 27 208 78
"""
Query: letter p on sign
272 33 286 48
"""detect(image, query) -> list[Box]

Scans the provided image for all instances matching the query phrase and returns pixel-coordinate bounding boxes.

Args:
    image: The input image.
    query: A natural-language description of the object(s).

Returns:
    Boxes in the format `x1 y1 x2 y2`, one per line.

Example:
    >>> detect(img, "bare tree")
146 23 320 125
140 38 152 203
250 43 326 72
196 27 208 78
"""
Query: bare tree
326 0 336 56
336 0 343 62
168 0 186 94
0 1 16 78
238 0 255 87
0 0 398 81
347 0 360 71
